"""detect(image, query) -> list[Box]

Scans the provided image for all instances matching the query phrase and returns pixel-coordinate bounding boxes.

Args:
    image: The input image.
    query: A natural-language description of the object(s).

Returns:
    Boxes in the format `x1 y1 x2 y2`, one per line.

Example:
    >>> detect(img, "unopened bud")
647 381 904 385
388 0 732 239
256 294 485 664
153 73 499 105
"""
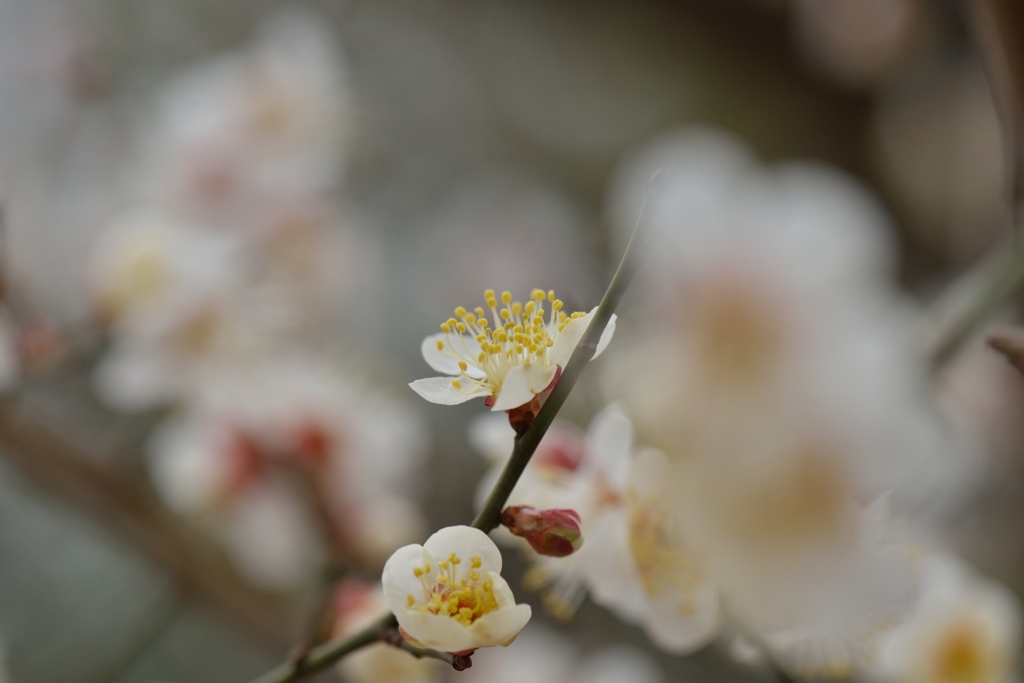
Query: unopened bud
500 505 583 557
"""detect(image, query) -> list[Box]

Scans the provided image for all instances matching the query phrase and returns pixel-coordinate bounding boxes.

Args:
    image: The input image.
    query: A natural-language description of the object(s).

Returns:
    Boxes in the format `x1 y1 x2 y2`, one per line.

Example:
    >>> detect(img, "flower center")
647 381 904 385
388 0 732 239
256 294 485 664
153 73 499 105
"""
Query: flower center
933 621 993 683
689 277 785 388
407 552 499 626
628 494 706 612
435 289 586 397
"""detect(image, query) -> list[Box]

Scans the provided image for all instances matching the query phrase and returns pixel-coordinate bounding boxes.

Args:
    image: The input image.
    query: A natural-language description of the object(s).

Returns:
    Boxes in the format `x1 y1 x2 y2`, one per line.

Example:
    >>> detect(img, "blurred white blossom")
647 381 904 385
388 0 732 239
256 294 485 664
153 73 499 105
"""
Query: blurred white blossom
472 405 720 653
874 556 1021 683
592 127 984 671
148 357 428 589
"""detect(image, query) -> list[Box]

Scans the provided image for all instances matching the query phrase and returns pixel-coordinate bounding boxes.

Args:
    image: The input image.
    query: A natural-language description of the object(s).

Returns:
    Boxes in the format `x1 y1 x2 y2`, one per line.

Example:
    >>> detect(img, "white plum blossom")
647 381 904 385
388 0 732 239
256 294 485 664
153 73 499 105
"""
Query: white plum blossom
874 556 1021 683
133 11 351 225
88 207 244 322
382 526 532 653
88 207 276 410
148 357 428 588
582 447 721 653
471 404 720 653
590 127 981 669
411 288 615 411
606 126 975 515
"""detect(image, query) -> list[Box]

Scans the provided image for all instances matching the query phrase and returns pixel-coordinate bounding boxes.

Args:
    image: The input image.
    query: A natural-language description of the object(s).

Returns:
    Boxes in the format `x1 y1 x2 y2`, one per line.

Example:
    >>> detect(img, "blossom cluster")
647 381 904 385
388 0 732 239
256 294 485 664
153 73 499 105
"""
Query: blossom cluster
82 13 426 591
396 128 1022 682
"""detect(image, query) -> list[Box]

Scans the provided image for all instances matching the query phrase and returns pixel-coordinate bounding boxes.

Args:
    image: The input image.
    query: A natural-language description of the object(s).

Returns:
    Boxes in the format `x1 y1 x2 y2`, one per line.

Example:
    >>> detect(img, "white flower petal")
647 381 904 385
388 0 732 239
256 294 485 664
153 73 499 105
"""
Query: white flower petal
491 363 557 412
549 308 617 366
409 377 488 405
420 333 485 378
583 512 648 622
382 544 435 614
468 413 516 464
643 582 721 654
398 610 481 653
423 525 503 575
584 403 634 489
594 313 617 359
466 603 533 648
628 449 672 498
487 571 517 609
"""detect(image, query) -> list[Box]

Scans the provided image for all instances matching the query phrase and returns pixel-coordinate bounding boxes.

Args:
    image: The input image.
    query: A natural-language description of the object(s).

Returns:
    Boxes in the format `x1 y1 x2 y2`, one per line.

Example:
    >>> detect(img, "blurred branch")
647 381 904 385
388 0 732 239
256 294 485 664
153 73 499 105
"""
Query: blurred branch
927 1 1024 369
987 325 1024 375
0 394 294 650
245 177 659 683
969 0 1024 224
927 236 1024 370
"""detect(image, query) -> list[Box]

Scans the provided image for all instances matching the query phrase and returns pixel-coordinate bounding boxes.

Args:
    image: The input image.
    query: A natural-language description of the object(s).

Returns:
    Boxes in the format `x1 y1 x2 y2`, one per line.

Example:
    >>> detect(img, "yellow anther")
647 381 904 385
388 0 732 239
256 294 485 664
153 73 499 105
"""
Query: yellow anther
484 289 495 299
424 563 430 573
448 318 458 327
475 307 486 317
455 306 467 318
436 340 445 351
513 325 523 334
458 361 468 372
441 323 451 334
465 313 477 325
546 338 554 347
478 352 487 363
407 595 415 607
471 555 482 568
532 289 546 301
525 301 535 314
572 311 585 319
451 379 462 390
553 300 563 311
548 290 556 302
487 297 498 309
449 552 461 565
501 291 512 304
414 567 424 577
512 302 522 316
456 322 466 333
476 334 487 343
469 571 481 582
479 318 489 328
500 309 510 320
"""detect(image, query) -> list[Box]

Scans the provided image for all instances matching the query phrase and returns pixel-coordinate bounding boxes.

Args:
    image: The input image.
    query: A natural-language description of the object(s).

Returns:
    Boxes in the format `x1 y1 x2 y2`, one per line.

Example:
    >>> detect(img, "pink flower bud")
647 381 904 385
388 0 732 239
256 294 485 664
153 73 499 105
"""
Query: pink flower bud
500 505 583 557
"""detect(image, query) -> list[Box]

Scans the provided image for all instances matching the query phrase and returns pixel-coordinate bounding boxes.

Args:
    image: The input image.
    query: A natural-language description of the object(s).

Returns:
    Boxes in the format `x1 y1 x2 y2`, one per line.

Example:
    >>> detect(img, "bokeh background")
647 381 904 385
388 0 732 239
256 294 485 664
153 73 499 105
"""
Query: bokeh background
0 1 1020 682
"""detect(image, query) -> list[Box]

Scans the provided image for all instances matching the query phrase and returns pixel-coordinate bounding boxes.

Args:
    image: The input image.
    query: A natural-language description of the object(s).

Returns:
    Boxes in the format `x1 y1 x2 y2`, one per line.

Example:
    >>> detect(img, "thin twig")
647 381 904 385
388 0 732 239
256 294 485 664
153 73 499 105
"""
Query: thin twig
243 176 660 683
249 619 384 683
927 236 1024 371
